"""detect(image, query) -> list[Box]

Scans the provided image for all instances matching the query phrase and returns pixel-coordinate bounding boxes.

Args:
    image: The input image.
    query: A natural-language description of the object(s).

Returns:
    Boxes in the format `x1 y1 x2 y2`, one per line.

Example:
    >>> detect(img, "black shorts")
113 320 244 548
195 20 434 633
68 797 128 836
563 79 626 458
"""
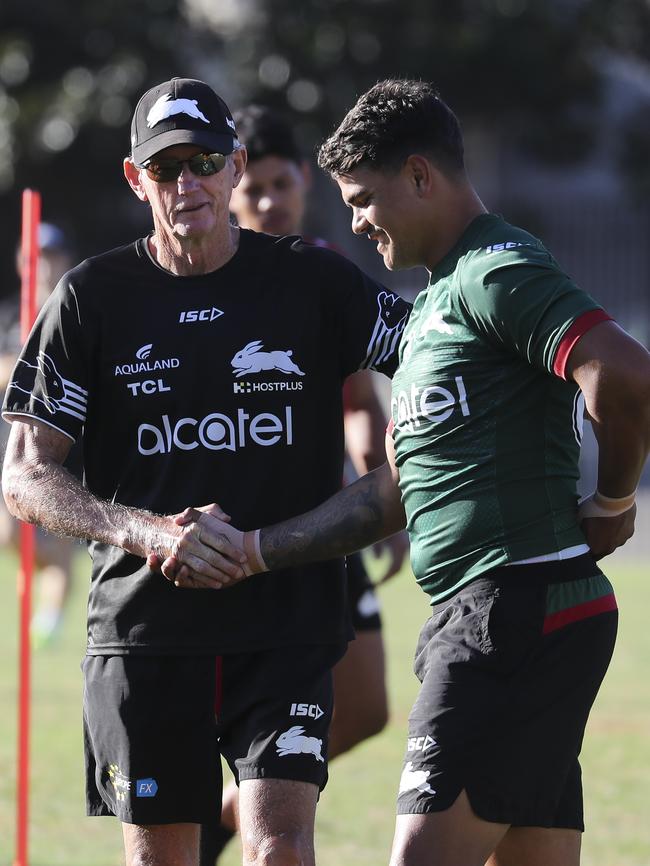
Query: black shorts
83 642 345 824
346 552 382 632
397 555 618 830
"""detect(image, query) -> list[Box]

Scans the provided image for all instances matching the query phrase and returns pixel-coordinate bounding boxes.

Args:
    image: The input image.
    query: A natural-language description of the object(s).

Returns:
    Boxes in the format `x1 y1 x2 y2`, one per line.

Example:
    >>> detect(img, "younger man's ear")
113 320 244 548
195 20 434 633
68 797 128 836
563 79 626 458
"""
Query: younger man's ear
405 154 434 196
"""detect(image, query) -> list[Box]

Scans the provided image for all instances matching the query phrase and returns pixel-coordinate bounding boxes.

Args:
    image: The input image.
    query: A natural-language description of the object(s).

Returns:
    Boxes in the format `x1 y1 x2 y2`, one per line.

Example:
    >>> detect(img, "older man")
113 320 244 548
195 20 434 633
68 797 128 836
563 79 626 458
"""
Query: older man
2 78 409 866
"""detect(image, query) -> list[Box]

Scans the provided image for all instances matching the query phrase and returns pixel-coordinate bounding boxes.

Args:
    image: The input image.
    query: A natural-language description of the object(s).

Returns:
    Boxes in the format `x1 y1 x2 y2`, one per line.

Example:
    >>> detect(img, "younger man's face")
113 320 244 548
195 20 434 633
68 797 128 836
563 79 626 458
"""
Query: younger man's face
230 155 310 236
336 165 424 272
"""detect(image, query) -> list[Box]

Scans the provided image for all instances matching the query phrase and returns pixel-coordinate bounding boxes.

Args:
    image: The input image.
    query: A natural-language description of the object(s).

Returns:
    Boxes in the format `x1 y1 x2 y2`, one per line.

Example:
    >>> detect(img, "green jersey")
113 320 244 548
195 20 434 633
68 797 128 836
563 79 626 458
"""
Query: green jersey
391 213 608 603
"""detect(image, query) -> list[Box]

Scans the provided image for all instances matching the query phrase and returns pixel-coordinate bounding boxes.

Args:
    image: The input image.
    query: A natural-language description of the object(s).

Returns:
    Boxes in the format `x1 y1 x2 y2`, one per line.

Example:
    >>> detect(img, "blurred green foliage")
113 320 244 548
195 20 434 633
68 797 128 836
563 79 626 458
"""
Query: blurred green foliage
1 0 649 286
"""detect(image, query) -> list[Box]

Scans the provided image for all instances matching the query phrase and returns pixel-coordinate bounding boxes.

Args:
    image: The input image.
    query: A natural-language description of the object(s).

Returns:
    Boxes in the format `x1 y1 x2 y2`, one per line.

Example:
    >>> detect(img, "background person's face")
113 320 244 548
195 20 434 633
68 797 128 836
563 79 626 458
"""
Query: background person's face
230 155 309 236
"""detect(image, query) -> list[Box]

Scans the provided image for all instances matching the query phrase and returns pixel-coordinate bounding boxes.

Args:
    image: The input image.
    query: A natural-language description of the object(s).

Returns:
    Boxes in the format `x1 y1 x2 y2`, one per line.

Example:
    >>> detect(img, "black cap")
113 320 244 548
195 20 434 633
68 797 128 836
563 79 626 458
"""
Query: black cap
130 77 237 165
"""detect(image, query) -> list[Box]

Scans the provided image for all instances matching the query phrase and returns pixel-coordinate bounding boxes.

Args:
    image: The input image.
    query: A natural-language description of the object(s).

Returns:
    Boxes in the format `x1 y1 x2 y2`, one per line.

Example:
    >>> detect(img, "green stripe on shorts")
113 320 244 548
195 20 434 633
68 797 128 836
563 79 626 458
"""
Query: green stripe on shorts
546 572 614 616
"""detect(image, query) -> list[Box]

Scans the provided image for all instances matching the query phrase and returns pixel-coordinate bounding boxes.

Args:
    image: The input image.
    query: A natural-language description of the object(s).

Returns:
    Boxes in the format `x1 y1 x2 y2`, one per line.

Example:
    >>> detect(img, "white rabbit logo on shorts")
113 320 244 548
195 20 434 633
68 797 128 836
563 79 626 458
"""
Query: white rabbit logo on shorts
275 726 324 762
398 761 436 796
231 341 306 378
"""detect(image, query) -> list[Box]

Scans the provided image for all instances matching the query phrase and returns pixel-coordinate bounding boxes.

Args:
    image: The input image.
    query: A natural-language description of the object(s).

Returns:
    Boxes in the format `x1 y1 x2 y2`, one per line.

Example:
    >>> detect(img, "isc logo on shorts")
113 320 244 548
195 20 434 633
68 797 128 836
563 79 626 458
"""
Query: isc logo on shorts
407 734 436 752
290 702 324 720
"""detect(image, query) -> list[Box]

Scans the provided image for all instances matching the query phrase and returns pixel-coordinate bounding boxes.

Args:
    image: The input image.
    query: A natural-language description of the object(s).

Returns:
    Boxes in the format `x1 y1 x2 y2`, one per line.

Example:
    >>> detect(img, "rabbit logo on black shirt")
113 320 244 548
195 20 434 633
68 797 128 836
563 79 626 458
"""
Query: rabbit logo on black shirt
231 341 305 378
9 352 87 422
378 291 409 330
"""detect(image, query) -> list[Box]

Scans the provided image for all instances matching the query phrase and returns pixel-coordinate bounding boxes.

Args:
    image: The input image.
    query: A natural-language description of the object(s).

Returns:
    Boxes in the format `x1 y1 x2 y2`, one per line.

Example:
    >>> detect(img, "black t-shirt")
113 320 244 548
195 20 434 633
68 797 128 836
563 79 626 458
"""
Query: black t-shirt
2 229 410 655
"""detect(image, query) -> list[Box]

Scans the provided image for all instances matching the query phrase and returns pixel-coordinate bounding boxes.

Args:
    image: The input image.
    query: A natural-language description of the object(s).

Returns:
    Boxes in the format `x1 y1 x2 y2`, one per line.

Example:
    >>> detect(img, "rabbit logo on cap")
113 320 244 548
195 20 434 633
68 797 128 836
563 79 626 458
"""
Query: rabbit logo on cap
146 94 210 128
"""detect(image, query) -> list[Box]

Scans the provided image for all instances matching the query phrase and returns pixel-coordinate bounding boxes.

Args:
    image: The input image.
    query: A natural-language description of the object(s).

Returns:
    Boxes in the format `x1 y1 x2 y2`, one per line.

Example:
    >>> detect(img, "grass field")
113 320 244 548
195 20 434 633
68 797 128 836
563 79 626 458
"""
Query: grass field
1 549 649 866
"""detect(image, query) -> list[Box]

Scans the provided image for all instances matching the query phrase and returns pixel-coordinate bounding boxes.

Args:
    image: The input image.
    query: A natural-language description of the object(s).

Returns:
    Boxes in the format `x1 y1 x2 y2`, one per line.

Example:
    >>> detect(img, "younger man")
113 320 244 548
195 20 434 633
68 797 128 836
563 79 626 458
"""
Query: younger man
163 80 650 866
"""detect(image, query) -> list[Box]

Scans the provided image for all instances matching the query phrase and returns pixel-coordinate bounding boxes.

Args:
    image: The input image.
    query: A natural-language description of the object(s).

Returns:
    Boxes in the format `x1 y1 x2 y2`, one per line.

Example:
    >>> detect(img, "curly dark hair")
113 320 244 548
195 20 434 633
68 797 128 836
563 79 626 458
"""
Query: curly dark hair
318 79 464 177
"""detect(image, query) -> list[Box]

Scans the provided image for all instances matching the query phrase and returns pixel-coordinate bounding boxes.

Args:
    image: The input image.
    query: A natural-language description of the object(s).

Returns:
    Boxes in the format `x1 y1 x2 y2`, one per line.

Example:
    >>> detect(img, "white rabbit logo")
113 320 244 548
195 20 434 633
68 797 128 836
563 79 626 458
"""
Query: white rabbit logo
398 762 436 796
9 352 87 421
146 95 210 128
231 341 306 378
275 726 324 762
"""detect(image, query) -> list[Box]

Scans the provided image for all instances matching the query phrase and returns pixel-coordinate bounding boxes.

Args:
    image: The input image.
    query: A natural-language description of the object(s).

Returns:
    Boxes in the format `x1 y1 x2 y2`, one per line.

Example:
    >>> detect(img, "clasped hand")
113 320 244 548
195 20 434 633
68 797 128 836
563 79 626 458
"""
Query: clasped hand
149 504 251 589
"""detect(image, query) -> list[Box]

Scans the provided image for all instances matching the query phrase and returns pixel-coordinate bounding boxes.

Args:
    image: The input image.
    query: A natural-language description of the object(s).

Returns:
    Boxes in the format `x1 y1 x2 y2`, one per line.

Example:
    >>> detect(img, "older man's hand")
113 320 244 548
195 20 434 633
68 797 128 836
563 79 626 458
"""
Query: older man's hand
149 503 265 589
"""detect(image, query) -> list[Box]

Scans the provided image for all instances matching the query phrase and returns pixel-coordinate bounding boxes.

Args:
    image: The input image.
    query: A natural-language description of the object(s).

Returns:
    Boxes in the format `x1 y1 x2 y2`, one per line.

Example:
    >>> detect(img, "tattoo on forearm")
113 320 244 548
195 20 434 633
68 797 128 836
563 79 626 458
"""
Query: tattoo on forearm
260 471 392 570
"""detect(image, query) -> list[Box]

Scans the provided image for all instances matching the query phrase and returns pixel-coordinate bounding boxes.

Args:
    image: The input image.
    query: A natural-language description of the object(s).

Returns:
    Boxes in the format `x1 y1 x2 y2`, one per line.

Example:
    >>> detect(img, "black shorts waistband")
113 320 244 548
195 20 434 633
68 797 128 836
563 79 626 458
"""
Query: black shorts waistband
430 553 602 616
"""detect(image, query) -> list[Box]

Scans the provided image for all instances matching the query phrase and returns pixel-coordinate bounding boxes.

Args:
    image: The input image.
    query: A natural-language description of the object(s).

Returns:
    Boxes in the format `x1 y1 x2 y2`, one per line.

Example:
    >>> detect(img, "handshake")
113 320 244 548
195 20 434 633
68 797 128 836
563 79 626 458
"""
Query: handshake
148 504 268 590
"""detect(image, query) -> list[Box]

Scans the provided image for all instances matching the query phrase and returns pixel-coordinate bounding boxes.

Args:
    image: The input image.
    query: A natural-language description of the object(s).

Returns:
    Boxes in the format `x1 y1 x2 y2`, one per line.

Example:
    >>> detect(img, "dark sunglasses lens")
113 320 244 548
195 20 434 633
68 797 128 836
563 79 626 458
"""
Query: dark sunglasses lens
143 153 228 182
144 161 181 182
189 153 228 175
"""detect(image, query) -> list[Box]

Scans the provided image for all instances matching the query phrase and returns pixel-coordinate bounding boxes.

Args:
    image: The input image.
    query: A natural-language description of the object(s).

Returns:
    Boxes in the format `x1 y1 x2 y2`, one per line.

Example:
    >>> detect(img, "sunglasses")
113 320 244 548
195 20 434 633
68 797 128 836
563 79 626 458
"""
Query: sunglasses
138 151 230 183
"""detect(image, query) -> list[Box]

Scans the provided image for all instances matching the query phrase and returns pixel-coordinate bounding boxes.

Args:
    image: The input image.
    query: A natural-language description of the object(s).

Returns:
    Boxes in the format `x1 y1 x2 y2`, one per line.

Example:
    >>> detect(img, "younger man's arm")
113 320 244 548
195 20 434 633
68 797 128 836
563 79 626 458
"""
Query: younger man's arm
567 320 650 559
162 431 406 587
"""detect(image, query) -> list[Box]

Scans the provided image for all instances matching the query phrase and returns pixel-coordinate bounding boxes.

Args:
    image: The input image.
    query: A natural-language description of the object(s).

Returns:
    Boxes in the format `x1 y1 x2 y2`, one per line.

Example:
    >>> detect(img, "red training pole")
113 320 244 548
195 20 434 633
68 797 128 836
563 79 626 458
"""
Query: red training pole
14 188 40 866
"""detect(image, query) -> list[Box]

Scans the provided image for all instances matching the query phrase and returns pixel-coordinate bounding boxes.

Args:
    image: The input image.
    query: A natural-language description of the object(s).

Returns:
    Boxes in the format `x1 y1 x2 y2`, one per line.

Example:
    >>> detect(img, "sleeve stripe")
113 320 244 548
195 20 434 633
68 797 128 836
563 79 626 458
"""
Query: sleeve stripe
553 309 613 380
1 411 77 441
363 315 386 369
387 419 395 437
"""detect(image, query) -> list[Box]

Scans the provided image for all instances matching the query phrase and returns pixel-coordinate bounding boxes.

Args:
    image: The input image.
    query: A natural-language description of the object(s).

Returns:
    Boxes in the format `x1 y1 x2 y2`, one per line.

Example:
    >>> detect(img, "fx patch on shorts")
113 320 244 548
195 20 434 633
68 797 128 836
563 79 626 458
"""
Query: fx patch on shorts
83 655 223 825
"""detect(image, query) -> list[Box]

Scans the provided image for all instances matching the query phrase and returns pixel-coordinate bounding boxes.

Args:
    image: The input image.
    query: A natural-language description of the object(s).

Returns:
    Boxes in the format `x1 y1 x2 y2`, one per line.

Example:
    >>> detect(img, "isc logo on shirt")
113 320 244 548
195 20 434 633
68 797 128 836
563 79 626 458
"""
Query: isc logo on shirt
485 241 534 254
179 307 224 323
391 376 470 433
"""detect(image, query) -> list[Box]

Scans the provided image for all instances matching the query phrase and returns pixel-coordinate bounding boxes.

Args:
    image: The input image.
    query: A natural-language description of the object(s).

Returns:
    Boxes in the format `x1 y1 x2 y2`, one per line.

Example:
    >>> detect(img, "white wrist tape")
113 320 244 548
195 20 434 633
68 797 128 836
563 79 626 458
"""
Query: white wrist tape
578 490 636 520
242 529 268 575
197 517 267 576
